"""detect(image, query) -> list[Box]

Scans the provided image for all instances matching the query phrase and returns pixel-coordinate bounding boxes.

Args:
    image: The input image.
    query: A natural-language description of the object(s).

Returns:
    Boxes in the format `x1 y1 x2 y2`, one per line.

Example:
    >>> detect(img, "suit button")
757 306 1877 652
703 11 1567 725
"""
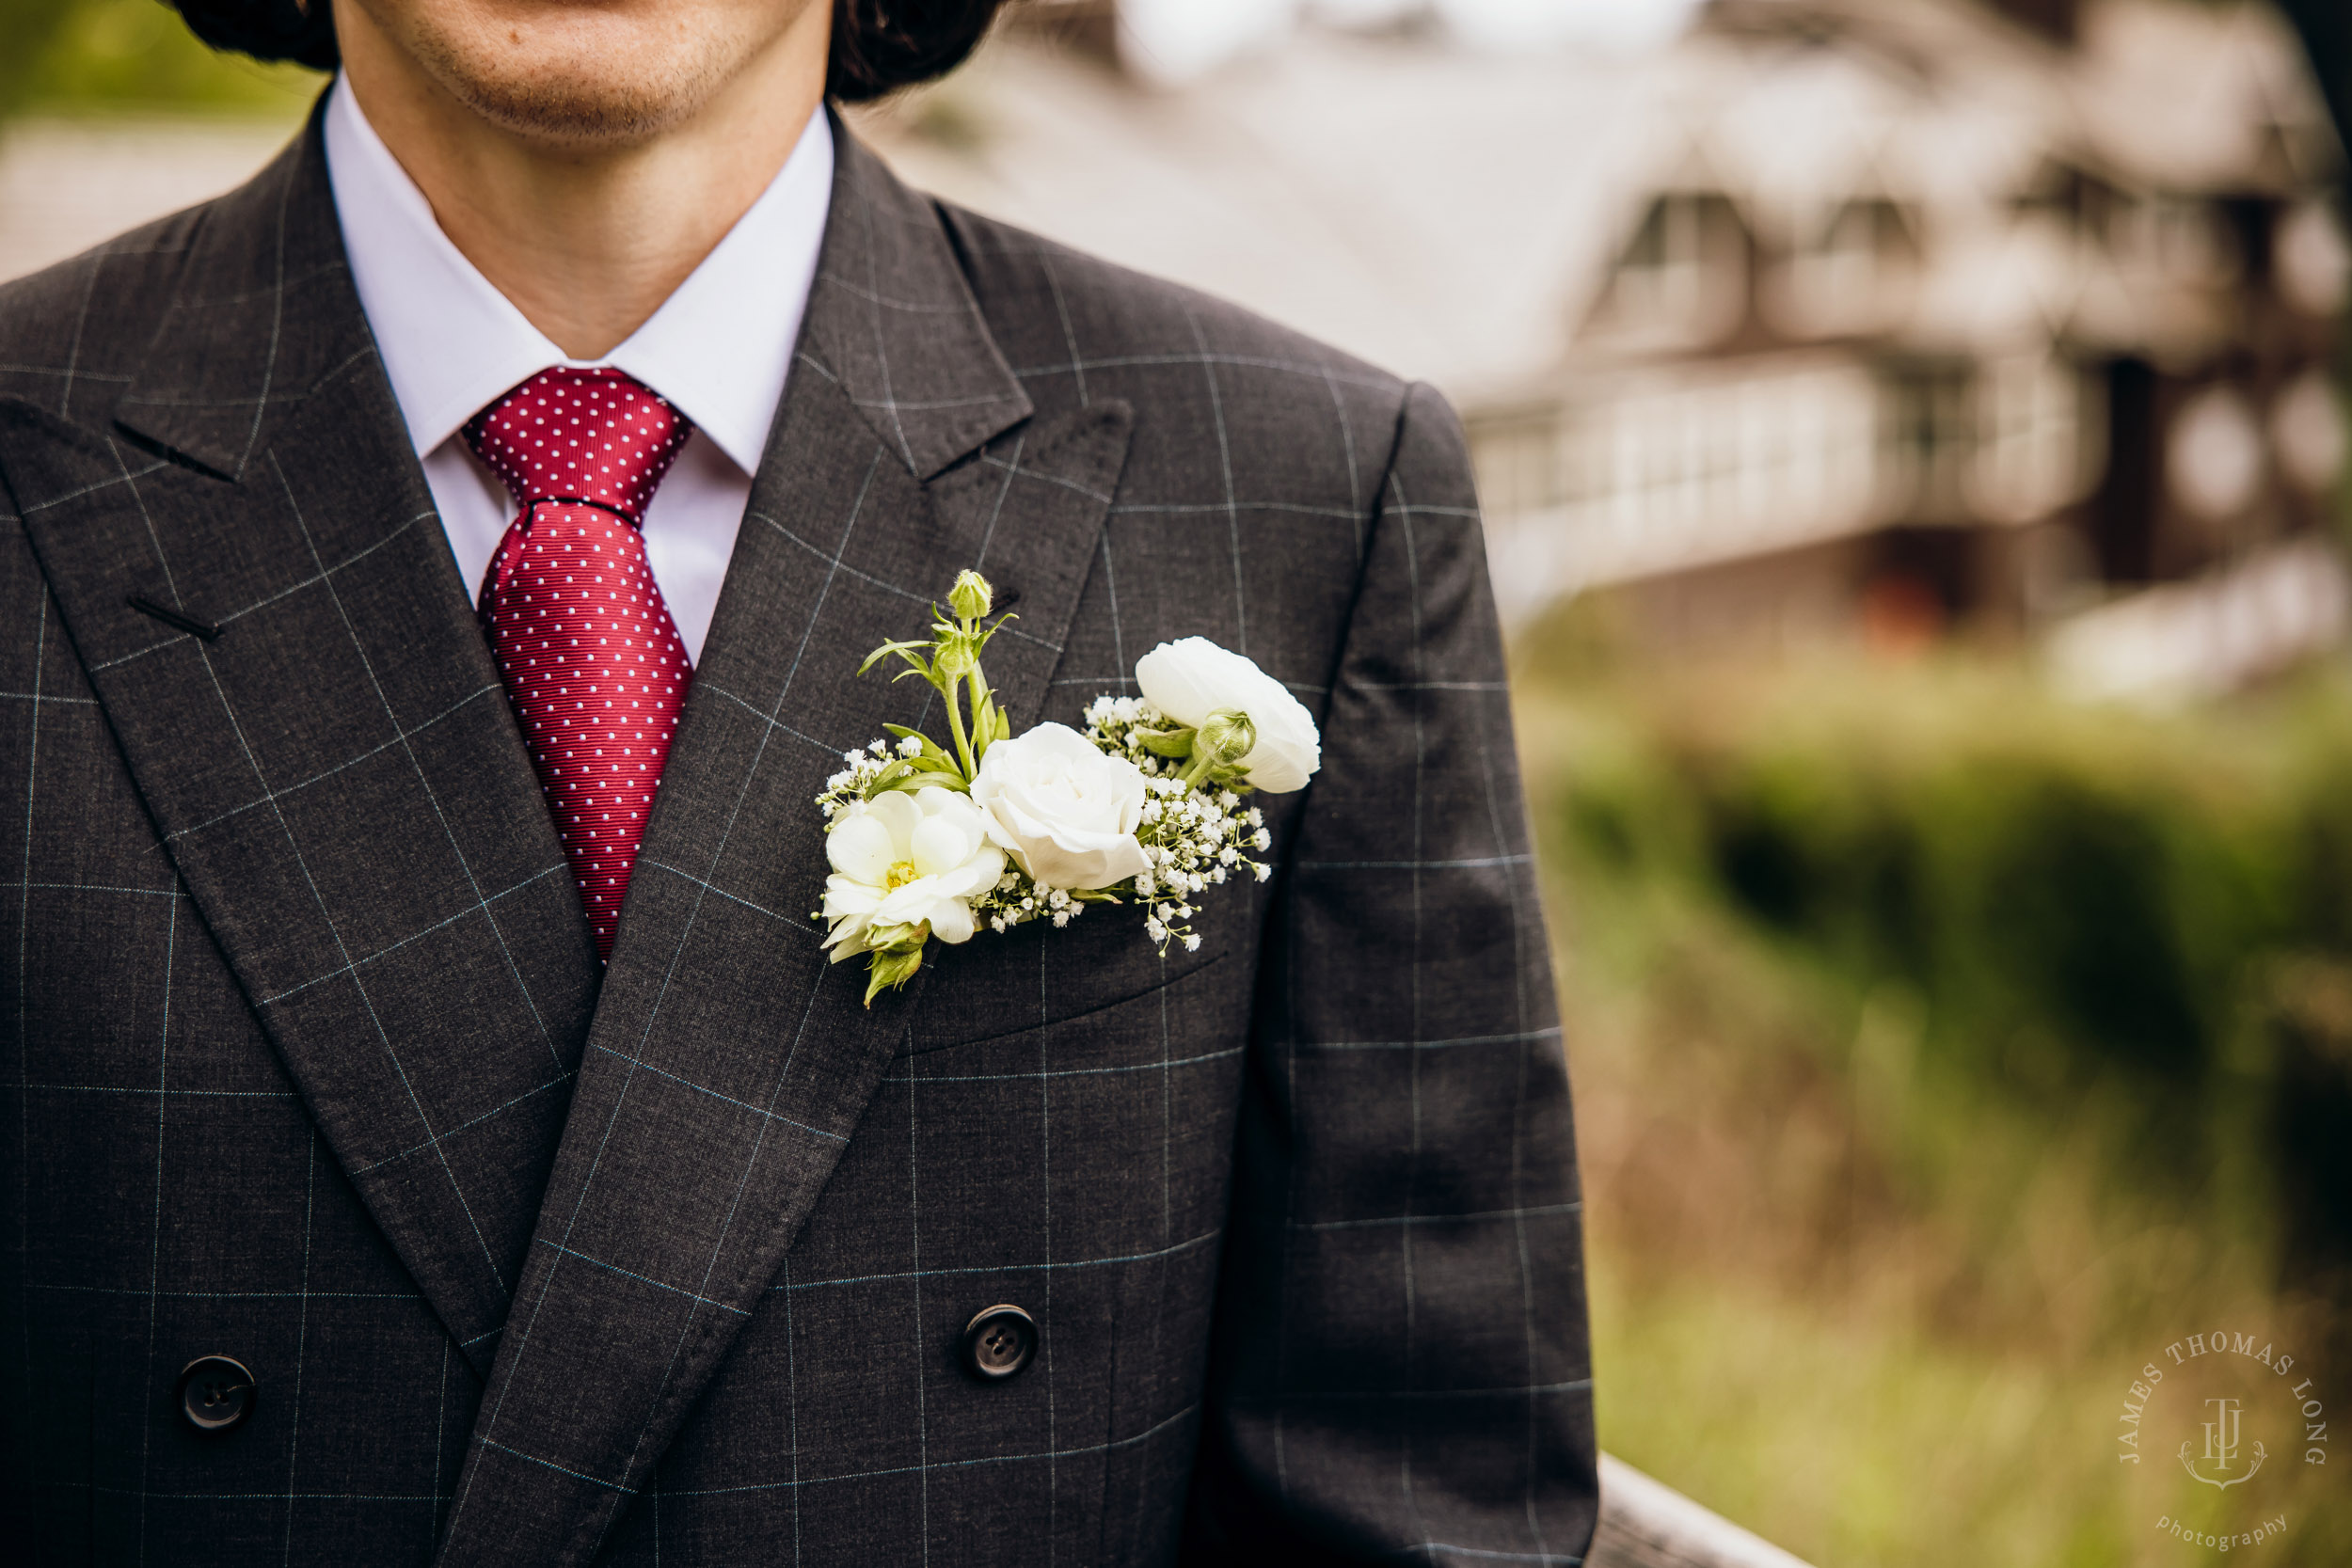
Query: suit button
176 1355 256 1434
961 1305 1037 1381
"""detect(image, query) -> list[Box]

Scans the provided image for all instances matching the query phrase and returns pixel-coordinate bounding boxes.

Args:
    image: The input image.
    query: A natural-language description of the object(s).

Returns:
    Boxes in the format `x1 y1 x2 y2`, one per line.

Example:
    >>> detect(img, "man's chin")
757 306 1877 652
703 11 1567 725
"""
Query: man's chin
441 68 707 145
394 8 747 147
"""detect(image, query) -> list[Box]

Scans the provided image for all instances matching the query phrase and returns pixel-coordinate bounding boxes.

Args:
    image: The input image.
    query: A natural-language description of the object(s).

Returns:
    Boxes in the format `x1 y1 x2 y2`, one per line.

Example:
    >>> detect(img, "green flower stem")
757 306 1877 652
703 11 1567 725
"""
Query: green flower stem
946 666 978 781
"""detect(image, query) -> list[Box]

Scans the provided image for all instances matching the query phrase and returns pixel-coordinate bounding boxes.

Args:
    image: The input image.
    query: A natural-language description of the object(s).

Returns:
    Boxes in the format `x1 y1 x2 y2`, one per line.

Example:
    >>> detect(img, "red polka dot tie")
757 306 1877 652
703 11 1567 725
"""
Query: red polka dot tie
466 367 695 961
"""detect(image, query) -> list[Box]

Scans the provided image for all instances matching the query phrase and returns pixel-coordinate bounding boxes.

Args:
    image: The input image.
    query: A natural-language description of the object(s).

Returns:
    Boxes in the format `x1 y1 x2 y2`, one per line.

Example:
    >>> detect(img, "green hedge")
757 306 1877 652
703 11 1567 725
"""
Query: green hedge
1538 659 2352 1301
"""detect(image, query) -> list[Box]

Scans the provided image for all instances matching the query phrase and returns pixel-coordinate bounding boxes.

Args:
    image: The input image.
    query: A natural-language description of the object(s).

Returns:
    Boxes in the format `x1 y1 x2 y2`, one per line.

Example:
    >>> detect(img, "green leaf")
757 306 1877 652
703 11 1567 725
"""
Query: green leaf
858 639 931 678
864 942 927 1006
882 724 954 766
993 706 1012 743
860 759 918 796
871 769 971 798
1137 726 1197 758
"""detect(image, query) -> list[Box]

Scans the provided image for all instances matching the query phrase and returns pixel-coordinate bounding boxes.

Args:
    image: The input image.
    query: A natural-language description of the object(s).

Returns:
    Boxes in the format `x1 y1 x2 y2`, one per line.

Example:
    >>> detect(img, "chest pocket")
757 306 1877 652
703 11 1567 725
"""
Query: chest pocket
899 895 1239 1055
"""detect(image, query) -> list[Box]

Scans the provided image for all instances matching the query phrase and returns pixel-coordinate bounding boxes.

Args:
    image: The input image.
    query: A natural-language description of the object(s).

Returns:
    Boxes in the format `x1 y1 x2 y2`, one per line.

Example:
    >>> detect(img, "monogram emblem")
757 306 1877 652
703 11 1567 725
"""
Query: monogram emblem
2178 1397 2268 1490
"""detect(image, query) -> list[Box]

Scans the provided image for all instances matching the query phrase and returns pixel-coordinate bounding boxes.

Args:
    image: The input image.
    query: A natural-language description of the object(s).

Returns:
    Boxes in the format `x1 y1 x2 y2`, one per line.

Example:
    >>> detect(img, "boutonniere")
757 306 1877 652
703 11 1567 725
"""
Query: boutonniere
816 572 1322 1004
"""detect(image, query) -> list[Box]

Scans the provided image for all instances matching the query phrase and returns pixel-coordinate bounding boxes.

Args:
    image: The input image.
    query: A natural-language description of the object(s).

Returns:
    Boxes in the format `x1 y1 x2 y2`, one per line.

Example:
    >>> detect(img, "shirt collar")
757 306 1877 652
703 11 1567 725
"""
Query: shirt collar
323 74 833 477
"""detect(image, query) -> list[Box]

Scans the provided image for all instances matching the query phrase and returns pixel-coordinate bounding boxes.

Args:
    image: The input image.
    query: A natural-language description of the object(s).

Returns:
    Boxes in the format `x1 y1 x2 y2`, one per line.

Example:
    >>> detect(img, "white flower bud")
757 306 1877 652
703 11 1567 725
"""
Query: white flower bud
1184 933 1201 952
949 570 993 621
935 640 977 679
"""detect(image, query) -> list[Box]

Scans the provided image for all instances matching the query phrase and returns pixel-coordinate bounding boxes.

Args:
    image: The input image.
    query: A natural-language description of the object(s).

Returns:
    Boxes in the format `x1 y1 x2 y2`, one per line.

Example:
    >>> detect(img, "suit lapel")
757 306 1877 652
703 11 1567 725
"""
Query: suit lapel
0 120 600 1376
436 128 1132 1566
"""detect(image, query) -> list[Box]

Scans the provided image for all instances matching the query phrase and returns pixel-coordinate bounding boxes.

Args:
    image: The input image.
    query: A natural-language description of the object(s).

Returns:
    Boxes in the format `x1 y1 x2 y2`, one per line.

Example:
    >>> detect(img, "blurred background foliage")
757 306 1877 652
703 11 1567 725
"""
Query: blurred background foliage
0 0 318 120
1517 610 2352 1565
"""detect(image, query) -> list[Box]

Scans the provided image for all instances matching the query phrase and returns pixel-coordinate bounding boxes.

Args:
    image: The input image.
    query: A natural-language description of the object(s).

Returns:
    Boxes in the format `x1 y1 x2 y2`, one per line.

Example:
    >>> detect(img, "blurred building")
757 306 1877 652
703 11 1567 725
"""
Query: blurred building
883 0 2350 687
1473 0 2349 676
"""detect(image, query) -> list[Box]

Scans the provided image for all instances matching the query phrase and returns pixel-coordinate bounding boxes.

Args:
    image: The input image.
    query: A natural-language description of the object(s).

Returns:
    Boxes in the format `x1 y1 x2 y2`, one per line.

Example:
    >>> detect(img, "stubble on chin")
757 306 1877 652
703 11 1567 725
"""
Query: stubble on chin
367 0 753 145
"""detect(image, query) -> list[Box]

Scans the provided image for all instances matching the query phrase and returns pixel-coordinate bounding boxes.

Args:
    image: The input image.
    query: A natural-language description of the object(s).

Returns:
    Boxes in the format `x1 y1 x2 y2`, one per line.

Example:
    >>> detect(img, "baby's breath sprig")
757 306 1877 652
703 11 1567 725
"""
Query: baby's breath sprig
1076 695 1273 954
813 735 923 825
970 871 1120 937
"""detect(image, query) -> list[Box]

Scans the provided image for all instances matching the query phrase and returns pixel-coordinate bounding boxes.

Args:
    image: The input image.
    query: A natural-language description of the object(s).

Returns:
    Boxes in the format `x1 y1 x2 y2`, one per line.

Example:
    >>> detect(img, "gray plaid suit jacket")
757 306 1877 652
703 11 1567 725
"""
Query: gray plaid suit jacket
0 105 1595 1567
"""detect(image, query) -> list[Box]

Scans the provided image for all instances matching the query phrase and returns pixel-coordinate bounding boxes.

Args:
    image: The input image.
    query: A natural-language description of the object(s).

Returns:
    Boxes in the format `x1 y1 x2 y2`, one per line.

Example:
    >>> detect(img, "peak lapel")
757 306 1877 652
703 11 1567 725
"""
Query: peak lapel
437 127 1133 1567
0 120 600 1375
802 128 1035 482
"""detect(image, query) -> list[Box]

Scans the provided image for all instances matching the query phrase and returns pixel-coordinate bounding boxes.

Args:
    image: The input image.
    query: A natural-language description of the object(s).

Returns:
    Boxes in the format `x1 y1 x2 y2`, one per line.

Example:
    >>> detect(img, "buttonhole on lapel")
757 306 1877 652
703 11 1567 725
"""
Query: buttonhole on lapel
993 584 1021 611
126 594 221 642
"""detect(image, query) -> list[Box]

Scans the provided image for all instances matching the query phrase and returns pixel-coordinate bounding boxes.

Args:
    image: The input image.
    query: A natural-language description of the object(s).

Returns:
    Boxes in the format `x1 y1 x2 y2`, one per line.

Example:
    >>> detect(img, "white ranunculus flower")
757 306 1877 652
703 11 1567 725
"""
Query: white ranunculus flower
1134 636 1322 793
821 786 1007 959
970 722 1152 890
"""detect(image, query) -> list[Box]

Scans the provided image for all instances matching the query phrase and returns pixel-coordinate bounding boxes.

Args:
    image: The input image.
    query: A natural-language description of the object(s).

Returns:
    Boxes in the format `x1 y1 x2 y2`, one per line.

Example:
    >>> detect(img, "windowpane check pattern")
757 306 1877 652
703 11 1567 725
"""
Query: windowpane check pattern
0 110 1596 1566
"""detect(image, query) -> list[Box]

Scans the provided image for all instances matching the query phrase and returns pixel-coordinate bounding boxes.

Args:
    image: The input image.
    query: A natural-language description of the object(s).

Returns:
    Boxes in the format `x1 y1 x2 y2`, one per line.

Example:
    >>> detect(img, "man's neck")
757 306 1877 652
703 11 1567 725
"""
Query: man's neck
333 1 829 360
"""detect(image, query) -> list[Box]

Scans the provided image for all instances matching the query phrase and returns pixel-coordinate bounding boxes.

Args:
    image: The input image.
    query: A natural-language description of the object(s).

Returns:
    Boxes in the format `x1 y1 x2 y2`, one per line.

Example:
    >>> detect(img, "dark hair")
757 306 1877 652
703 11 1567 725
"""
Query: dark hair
164 0 1011 103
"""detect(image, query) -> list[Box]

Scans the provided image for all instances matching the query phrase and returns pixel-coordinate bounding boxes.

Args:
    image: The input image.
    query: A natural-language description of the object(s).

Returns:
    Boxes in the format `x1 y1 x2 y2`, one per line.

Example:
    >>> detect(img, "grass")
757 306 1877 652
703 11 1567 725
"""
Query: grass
1517 629 2352 1566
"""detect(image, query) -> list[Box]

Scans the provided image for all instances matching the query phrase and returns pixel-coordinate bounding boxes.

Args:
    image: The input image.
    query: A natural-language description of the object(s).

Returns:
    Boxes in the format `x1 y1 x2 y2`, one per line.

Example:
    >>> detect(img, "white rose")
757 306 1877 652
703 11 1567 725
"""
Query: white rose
821 786 1007 959
970 723 1152 890
1134 636 1322 793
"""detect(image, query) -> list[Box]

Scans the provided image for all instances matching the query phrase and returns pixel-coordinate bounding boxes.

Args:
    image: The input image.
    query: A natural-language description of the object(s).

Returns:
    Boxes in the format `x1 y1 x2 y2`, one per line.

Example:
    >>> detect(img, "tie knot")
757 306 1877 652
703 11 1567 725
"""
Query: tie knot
465 367 691 525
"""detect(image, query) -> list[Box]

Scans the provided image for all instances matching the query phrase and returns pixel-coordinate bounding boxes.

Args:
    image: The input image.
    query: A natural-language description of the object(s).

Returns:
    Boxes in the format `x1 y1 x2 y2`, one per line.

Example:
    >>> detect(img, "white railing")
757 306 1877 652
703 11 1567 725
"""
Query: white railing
1589 1453 1817 1568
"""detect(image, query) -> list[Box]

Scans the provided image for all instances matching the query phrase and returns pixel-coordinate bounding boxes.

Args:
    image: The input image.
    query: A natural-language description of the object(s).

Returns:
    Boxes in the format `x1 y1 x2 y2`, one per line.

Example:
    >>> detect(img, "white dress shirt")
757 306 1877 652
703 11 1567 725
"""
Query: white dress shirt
321 76 834 664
